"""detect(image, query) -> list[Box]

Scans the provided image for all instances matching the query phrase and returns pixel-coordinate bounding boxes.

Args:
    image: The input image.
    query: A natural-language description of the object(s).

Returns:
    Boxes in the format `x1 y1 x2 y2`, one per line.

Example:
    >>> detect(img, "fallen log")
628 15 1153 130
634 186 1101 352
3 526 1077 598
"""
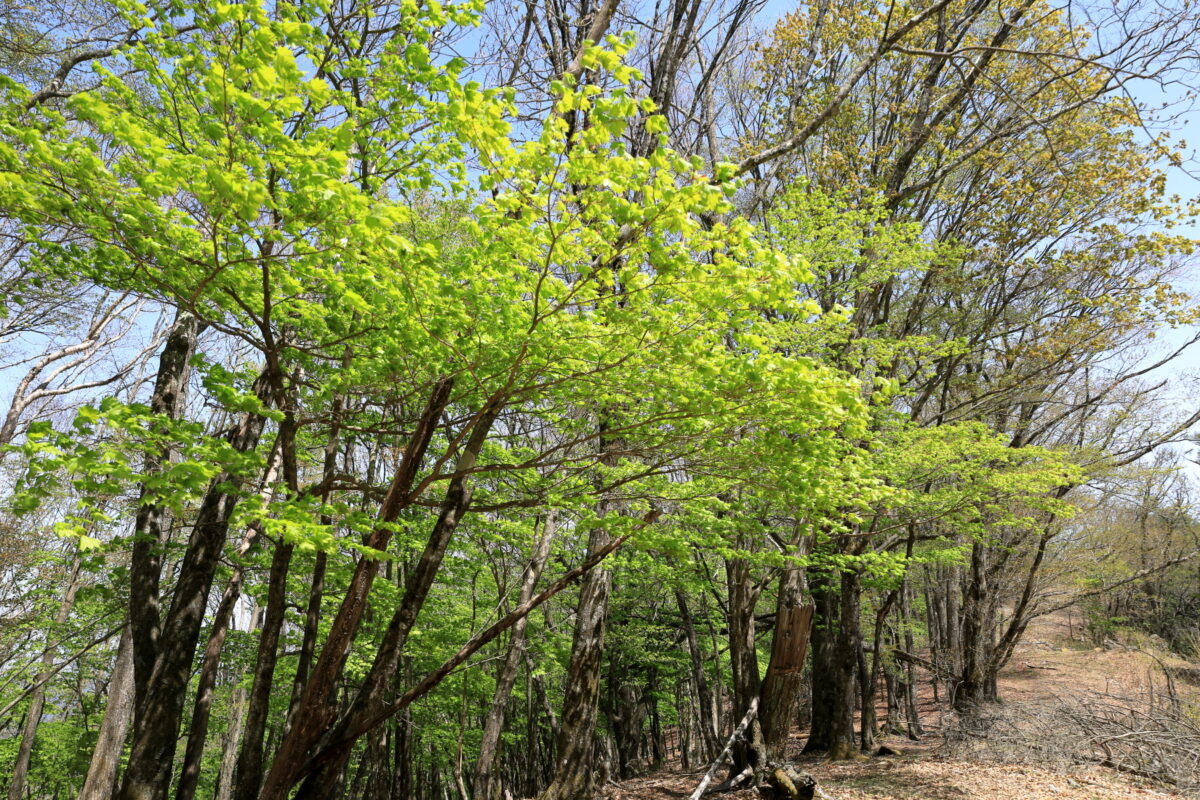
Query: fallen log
762 765 816 800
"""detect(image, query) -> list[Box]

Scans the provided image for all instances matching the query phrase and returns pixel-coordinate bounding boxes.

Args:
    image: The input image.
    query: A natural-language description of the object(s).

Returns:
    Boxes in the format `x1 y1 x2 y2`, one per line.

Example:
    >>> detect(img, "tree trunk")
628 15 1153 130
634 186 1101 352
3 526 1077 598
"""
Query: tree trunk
648 666 663 768
363 724 391 800
393 658 414 800
232 402 300 800
257 378 454 800
8 556 82 800
176 467 278 800
286 549 326 729
130 310 202 711
175 568 247 800
673 587 720 762
956 541 996 711
535 521 614 800
215 684 249 800
473 510 556 800
527 650 560 740
862 558 910 749
286 388 344 733
536 416 623 800
760 566 813 762
119 371 271 800
857 639 874 752
607 667 649 779
232 538 295 800
725 555 763 774
78 625 135 800
802 579 837 754
827 568 862 760
291 401 501 800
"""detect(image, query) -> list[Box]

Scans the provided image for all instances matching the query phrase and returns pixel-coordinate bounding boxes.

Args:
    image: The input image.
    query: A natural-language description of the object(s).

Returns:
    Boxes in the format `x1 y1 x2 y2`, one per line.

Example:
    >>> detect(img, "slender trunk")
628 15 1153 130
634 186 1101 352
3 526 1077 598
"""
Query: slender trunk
673 588 719 762
130 310 202 711
232 404 299 800
215 685 250 800
286 385 345 732
827 568 862 760
648 666 663 767
802 579 837 753
258 378 454 800
78 625 135 800
882 640 902 736
473 511 556 800
232 538 296 800
896 581 922 737
286 550 326 726
857 639 874 752
393 658 413 800
725 555 763 773
527 650 560 739
677 681 690 768
453 575 478 800
175 570 247 800
363 724 391 800
176 463 279 800
956 542 993 711
8 557 82 800
292 401 501 800
536 416 623 800
535 521 613 800
607 667 649 779
865 534 915 746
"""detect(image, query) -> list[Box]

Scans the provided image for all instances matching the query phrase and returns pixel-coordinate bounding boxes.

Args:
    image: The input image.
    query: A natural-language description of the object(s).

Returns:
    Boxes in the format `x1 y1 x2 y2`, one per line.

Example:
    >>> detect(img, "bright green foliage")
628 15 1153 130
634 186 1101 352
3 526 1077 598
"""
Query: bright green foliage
0 0 1190 793
0 0 869 584
0 0 872 793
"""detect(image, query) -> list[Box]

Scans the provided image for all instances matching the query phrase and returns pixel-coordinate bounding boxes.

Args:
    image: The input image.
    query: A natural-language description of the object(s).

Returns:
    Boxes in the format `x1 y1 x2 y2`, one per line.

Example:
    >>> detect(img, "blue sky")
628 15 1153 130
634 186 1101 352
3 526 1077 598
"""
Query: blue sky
1 0 1198 458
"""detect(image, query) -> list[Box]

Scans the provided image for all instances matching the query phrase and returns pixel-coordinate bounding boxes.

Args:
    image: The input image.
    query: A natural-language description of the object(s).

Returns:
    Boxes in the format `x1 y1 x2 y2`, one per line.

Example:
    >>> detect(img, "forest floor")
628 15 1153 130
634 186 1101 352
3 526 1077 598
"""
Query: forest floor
598 610 1200 800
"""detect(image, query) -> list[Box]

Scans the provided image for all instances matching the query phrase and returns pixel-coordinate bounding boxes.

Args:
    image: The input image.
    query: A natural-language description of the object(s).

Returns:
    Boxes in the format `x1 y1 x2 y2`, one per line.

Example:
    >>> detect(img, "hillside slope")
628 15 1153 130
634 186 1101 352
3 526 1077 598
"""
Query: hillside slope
599 611 1200 800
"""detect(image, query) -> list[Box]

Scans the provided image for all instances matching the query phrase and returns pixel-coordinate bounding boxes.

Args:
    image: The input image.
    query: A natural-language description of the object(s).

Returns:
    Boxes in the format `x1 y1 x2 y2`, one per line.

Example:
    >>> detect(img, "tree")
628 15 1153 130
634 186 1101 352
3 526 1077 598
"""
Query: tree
0 1 865 798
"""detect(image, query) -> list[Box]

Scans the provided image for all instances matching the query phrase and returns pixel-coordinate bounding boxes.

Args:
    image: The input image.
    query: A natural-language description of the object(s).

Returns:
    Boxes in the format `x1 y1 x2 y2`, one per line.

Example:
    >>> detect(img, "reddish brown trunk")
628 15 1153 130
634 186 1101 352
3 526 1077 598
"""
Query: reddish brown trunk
257 378 453 800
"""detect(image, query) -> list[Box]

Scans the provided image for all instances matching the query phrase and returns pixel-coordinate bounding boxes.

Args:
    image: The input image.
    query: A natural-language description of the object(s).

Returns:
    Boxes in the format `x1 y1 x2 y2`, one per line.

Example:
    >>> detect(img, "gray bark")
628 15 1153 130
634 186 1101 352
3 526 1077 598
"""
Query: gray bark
78 625 135 800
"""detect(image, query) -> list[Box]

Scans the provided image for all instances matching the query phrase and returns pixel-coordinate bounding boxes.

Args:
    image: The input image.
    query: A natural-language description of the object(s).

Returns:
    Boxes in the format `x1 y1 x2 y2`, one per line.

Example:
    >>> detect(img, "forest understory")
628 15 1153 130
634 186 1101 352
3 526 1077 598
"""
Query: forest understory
600 610 1200 800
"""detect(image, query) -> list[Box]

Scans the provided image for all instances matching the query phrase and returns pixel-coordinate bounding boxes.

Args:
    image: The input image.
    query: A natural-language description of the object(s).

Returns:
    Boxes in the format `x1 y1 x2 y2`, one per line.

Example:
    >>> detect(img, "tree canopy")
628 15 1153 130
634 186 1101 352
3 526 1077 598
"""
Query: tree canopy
0 0 1197 799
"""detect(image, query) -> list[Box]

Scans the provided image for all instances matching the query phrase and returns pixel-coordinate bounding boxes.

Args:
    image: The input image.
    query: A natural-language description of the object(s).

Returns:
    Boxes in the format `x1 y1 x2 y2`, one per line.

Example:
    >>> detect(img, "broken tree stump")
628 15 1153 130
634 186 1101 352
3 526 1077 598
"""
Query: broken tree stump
759 765 816 800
